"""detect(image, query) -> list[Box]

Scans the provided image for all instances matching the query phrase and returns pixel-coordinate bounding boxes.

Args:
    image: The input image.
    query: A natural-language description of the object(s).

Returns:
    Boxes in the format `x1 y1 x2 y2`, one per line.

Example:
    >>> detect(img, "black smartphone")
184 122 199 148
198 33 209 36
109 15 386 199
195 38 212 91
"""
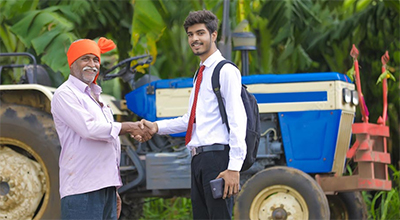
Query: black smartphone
210 178 224 199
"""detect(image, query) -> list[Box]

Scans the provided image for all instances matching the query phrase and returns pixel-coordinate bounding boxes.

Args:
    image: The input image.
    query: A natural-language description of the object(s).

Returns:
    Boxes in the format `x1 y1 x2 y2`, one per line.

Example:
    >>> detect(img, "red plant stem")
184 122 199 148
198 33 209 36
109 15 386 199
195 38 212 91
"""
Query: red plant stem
382 66 388 124
354 59 368 123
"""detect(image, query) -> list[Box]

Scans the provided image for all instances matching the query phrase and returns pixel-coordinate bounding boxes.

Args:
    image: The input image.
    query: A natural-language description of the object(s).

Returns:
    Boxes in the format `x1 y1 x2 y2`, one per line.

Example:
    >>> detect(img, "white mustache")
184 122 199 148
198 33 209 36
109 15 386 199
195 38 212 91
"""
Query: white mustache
83 66 98 72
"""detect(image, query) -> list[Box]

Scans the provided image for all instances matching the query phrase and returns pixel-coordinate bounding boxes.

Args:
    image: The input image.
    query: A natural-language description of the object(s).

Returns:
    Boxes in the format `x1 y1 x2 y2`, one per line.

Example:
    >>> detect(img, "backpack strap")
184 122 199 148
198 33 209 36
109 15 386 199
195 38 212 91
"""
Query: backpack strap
193 68 200 82
212 60 238 133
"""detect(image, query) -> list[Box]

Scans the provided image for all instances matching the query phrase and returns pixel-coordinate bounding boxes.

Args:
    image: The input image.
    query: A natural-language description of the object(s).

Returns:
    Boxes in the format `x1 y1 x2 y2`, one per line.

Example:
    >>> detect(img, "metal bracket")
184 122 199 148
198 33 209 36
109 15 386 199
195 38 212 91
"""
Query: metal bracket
146 85 155 95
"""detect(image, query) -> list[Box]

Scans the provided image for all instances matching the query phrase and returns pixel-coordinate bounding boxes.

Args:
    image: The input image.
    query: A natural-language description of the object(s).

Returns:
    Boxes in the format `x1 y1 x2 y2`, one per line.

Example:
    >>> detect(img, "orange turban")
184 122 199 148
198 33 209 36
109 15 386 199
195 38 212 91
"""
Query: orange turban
67 37 116 84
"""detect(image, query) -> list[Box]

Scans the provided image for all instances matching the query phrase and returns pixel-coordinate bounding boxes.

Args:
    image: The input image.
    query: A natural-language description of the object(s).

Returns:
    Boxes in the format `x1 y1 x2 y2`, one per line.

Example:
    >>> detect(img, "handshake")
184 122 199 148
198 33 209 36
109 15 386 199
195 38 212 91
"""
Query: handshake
120 119 158 142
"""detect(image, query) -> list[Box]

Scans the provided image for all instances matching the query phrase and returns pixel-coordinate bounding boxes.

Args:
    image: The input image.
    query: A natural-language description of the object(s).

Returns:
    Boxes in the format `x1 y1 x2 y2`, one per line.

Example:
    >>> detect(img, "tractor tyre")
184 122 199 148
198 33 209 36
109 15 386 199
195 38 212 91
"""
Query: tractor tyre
0 104 61 219
327 191 368 220
234 166 330 220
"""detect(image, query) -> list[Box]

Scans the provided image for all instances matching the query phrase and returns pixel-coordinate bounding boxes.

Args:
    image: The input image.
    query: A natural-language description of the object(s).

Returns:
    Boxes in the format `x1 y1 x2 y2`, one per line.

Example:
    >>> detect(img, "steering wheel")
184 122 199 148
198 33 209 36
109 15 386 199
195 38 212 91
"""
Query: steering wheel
98 54 153 82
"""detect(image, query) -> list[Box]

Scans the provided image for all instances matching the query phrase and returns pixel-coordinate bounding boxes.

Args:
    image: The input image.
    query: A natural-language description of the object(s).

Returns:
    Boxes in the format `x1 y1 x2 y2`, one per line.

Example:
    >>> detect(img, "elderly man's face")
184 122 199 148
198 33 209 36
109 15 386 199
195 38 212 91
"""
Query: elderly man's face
70 54 100 85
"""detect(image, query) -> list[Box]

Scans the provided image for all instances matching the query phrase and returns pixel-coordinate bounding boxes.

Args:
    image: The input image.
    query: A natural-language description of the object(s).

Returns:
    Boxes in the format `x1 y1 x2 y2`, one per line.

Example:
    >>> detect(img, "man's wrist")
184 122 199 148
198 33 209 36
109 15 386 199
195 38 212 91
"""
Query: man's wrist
154 122 159 133
227 158 244 171
227 169 239 173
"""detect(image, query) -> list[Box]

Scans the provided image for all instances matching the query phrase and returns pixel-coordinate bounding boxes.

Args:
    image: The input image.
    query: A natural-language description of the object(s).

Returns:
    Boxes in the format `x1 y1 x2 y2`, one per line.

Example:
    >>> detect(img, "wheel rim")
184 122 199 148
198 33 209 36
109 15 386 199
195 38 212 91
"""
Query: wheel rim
0 137 50 220
327 195 349 219
250 185 309 220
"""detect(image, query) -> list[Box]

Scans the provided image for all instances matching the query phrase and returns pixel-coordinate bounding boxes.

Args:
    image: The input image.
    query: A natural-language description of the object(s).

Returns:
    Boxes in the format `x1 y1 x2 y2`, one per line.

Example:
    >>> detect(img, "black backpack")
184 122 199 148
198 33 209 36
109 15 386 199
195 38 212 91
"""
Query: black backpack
211 60 261 172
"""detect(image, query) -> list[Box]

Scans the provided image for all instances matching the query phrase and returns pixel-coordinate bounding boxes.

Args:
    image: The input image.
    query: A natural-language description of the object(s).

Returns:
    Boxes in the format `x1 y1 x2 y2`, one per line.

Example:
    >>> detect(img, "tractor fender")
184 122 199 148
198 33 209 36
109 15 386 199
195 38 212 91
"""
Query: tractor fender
0 84 55 114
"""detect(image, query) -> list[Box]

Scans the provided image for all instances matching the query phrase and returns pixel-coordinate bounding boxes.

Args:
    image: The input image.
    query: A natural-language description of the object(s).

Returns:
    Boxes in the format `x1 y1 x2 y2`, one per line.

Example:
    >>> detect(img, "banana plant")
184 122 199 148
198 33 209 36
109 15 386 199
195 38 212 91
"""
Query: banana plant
10 6 77 77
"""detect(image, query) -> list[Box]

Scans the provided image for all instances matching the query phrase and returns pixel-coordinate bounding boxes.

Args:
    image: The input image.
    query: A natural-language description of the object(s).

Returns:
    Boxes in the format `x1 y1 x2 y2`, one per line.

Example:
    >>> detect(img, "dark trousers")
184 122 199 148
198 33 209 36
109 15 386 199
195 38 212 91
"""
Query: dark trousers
61 186 117 220
191 146 234 219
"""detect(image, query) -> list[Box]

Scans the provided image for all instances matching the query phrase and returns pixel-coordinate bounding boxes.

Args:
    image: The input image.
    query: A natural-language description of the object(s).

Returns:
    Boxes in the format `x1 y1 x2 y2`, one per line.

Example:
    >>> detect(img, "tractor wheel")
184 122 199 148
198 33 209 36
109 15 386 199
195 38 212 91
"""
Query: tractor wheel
0 104 61 219
234 166 330 220
327 192 368 219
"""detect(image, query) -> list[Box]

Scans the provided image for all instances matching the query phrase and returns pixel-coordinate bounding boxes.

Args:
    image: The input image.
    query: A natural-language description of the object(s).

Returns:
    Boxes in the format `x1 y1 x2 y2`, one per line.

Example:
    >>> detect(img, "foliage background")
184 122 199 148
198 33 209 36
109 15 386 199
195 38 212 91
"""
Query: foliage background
1 0 399 218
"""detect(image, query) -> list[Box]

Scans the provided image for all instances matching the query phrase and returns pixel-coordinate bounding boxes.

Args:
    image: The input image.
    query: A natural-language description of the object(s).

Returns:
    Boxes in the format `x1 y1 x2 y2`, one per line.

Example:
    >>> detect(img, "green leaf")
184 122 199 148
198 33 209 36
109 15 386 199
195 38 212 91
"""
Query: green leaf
0 24 17 52
376 70 396 84
343 0 357 11
42 9 74 31
59 6 82 24
132 1 165 37
10 8 74 49
131 0 166 62
40 33 75 78
31 26 61 54
381 189 395 220
383 0 400 14
356 0 372 12
254 15 272 73
0 0 39 19
279 40 295 61
371 191 384 219
346 66 355 81
272 23 291 45
296 45 313 70
346 164 353 175
9 10 41 47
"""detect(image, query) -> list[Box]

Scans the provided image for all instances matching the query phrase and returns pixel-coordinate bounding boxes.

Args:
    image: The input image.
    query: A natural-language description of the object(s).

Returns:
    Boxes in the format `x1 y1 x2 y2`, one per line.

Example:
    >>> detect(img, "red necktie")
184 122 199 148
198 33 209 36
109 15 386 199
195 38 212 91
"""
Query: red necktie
185 65 205 145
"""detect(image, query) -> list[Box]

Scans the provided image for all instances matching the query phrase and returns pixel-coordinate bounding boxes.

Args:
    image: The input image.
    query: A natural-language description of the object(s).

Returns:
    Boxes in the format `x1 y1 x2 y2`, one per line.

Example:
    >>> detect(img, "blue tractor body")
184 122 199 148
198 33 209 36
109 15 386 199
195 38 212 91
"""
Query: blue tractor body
125 72 356 176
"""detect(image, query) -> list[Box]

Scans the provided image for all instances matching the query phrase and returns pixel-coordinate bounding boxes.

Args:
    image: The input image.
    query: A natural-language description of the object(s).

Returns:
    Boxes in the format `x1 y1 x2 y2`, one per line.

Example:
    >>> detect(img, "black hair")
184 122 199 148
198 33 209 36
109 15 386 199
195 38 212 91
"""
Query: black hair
183 9 218 34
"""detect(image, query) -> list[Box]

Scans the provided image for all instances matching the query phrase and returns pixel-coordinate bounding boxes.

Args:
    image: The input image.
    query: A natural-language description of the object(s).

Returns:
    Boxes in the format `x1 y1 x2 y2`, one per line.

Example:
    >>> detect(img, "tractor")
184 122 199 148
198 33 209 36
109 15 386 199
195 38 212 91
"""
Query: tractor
0 44 392 219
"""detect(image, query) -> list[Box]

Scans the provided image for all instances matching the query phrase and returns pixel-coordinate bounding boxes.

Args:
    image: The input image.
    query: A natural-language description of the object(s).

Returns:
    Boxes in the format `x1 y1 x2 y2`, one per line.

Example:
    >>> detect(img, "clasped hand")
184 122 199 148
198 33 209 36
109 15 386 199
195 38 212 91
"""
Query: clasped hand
121 121 156 142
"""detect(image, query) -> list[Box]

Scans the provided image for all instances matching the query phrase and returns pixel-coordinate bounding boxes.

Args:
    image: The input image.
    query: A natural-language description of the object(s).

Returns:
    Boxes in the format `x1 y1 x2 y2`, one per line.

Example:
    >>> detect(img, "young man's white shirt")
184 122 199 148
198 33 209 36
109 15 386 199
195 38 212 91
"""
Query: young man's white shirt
156 50 247 171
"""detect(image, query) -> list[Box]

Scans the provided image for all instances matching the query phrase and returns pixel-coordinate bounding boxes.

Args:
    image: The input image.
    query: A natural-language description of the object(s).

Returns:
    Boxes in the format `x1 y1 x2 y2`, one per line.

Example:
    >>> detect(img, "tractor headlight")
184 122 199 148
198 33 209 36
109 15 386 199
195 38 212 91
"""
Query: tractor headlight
342 88 351 104
351 90 359 106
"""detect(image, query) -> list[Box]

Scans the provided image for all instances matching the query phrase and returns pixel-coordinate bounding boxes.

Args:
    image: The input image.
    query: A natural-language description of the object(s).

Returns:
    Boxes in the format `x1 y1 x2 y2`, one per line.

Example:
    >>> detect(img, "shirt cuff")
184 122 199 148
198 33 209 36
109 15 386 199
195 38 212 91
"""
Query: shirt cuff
111 122 122 139
155 120 168 135
227 158 244 171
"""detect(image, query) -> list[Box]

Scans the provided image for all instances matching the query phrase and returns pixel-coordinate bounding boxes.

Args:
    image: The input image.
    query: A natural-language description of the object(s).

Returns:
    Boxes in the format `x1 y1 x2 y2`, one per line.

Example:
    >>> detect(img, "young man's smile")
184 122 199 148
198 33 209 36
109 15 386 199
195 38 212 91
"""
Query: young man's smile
191 41 204 50
187 23 217 62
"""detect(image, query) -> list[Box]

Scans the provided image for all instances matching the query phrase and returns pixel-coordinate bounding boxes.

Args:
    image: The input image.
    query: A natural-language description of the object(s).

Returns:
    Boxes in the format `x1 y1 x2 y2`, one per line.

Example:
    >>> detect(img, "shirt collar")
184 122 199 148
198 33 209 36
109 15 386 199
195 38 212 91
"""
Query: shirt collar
200 50 223 68
67 75 102 95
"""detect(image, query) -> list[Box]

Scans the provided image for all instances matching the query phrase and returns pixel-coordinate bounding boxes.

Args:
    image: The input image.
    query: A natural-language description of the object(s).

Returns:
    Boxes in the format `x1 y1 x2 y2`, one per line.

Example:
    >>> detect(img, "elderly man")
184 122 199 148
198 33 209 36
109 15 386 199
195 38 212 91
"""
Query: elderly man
51 37 150 219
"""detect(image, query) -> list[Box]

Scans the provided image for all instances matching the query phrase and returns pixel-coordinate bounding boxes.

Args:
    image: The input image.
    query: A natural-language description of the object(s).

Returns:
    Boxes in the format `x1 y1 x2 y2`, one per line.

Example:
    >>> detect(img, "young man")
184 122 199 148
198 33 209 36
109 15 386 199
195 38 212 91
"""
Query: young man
51 37 152 219
143 10 247 219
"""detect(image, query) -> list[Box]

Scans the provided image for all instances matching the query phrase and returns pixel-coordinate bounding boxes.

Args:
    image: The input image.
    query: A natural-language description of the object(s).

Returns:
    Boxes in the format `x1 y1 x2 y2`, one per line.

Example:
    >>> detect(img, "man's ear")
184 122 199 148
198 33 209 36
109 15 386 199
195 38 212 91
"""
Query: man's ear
212 31 218 42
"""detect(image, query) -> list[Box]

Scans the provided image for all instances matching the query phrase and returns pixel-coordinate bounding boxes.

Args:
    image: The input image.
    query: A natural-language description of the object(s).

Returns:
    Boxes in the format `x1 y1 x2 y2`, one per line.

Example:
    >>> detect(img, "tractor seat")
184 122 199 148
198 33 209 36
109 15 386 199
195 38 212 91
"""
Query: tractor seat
21 65 52 86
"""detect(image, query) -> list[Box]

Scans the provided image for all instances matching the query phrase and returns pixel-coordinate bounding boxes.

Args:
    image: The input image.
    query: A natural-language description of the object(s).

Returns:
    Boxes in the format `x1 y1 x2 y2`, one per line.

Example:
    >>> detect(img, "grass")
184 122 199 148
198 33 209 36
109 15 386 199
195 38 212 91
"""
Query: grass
140 197 192 220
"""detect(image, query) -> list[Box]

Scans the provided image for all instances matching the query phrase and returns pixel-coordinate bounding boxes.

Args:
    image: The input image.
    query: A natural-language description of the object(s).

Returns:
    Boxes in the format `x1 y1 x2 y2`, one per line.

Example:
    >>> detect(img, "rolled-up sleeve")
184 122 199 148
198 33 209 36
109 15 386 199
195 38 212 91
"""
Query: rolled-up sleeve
111 122 122 139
